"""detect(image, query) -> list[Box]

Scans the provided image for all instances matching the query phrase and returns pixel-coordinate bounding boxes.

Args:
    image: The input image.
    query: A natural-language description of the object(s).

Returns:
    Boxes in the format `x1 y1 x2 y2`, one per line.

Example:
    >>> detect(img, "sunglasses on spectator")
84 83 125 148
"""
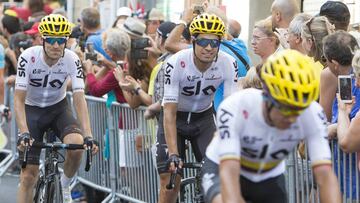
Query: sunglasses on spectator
43 37 68 45
195 38 221 48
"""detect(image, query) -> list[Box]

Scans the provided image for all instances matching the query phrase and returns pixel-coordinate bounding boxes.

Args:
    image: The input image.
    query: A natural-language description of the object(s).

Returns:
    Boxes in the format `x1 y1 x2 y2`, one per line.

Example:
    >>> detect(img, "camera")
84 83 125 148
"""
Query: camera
131 38 150 60
338 75 352 103
84 43 98 65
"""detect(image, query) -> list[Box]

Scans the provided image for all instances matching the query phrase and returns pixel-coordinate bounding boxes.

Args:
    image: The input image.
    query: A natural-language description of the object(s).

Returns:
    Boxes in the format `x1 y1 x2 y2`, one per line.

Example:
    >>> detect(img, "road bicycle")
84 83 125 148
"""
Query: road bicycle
167 162 204 203
22 129 92 203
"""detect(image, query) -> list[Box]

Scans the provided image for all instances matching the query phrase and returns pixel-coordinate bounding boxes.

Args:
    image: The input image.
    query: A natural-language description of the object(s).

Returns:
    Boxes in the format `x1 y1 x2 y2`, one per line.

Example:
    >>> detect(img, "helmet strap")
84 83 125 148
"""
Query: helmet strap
42 40 67 61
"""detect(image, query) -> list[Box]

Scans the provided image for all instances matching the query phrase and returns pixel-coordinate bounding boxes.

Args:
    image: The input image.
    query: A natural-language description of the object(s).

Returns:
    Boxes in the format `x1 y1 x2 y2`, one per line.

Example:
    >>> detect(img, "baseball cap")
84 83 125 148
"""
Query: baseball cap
117 7 132 17
157 21 176 39
320 1 350 23
24 22 40 35
148 8 165 21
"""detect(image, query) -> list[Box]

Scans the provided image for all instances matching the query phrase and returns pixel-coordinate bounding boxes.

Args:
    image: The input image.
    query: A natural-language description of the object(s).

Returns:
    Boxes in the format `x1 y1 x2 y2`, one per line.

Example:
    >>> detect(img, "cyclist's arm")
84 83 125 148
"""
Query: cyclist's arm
163 102 178 155
312 164 341 203
73 91 92 137
14 89 29 133
304 103 340 202
223 57 239 98
164 8 194 53
220 159 245 203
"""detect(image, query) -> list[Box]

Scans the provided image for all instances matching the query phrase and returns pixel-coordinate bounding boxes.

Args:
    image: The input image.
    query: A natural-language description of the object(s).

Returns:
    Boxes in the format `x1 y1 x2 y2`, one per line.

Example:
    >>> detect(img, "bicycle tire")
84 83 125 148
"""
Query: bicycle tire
33 178 46 203
46 173 63 203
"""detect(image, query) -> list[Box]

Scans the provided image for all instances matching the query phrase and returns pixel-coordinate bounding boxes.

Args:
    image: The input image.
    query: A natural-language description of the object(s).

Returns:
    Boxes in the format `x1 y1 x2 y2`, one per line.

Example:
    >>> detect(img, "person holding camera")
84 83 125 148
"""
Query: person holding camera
157 13 238 203
79 7 110 60
113 17 160 109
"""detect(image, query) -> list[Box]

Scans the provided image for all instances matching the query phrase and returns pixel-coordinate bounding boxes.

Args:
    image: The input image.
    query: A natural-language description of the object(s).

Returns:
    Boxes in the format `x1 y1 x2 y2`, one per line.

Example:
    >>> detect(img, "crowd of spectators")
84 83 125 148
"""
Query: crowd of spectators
1 0 360 202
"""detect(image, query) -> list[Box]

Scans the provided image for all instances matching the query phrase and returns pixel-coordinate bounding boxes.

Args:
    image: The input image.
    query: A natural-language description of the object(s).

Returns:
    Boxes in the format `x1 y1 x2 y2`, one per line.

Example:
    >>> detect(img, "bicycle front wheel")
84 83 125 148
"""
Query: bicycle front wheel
46 173 63 203
34 178 46 203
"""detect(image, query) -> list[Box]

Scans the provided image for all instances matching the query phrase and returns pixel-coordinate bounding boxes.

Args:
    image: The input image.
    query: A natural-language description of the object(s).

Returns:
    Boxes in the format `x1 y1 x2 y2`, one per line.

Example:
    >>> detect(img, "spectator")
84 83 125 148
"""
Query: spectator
287 13 312 54
318 1 352 122
271 0 299 48
336 62 360 151
24 22 42 46
79 7 110 60
113 6 132 29
271 0 299 29
228 19 241 39
319 1 350 31
145 21 177 119
323 31 359 201
251 18 279 63
121 17 146 39
145 8 165 40
302 16 335 122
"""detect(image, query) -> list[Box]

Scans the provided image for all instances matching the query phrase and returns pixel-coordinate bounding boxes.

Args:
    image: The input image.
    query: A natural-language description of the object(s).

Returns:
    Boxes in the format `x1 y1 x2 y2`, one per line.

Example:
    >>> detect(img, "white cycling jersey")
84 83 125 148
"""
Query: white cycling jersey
206 88 331 182
15 46 84 107
162 48 238 112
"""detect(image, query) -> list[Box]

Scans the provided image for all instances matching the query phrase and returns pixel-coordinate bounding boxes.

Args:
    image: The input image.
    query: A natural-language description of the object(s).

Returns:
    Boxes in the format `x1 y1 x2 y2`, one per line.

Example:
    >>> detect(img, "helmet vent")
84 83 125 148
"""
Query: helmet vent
289 72 295 82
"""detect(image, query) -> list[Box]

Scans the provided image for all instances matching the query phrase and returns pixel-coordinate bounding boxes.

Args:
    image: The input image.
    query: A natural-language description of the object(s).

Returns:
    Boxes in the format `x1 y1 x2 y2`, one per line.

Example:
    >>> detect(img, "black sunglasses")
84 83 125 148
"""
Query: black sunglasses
195 38 221 48
43 37 67 45
305 18 315 41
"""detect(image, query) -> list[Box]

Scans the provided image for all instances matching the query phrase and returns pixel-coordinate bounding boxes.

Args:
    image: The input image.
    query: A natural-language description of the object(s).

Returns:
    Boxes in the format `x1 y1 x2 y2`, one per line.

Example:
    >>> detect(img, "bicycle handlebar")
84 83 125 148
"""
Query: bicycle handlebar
22 142 92 171
166 162 203 190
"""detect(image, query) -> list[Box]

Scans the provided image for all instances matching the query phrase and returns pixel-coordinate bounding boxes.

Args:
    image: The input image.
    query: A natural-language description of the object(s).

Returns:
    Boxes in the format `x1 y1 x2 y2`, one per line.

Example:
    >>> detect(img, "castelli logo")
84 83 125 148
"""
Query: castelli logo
180 61 185 68
31 56 35 63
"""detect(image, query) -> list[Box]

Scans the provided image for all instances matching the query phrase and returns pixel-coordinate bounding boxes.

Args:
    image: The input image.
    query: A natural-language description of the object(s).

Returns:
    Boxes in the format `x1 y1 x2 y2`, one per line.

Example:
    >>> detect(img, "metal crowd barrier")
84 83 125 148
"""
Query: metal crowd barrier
1 87 360 203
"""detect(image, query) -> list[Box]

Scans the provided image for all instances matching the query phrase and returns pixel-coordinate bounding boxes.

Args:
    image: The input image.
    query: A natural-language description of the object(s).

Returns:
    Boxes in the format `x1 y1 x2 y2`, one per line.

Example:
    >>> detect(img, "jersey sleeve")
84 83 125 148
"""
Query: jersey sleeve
222 55 238 98
162 56 180 104
303 103 332 167
216 95 242 161
15 53 31 91
68 52 85 93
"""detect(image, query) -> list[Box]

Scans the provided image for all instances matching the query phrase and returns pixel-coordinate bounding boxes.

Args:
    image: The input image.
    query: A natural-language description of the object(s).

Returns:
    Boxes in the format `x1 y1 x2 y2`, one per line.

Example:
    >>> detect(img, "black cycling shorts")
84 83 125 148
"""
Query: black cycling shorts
18 98 83 165
201 156 287 203
156 107 216 175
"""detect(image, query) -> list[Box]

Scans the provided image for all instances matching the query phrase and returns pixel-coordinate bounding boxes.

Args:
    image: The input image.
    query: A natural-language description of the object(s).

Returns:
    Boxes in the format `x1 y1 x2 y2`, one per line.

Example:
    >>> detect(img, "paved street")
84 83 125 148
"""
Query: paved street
0 172 19 202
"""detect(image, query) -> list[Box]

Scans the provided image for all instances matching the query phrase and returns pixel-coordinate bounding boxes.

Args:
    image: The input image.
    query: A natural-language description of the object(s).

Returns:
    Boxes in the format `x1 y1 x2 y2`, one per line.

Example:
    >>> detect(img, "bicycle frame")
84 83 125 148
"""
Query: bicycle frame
22 131 92 203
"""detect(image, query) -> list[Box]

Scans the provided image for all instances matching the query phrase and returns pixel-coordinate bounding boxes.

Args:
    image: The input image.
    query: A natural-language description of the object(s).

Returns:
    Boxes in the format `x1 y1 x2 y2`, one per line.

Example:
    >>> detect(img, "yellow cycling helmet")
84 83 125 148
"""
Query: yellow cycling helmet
38 14 72 37
189 13 225 37
261 49 320 109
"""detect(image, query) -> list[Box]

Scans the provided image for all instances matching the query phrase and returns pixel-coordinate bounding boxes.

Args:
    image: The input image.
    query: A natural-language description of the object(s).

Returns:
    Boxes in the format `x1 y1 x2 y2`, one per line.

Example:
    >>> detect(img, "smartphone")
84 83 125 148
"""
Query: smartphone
338 75 352 103
86 42 95 53
84 43 98 65
116 61 126 70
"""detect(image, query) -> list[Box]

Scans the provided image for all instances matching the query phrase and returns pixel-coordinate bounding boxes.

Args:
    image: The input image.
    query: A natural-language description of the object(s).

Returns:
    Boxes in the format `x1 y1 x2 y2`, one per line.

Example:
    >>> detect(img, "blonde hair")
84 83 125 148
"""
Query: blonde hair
242 65 262 89
254 18 280 46
301 16 335 65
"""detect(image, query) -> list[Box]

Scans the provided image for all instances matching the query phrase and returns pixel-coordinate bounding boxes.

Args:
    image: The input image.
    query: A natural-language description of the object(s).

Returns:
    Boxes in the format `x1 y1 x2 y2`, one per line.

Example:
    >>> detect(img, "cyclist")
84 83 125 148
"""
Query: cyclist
202 50 341 203
158 13 238 203
14 14 99 203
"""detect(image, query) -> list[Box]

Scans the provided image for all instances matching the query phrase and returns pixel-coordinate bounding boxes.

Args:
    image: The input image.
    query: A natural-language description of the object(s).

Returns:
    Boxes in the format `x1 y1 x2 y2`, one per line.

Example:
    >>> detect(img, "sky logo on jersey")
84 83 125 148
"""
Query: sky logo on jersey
218 108 233 139
30 74 66 88
181 81 216 96
164 63 174 85
18 56 28 77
